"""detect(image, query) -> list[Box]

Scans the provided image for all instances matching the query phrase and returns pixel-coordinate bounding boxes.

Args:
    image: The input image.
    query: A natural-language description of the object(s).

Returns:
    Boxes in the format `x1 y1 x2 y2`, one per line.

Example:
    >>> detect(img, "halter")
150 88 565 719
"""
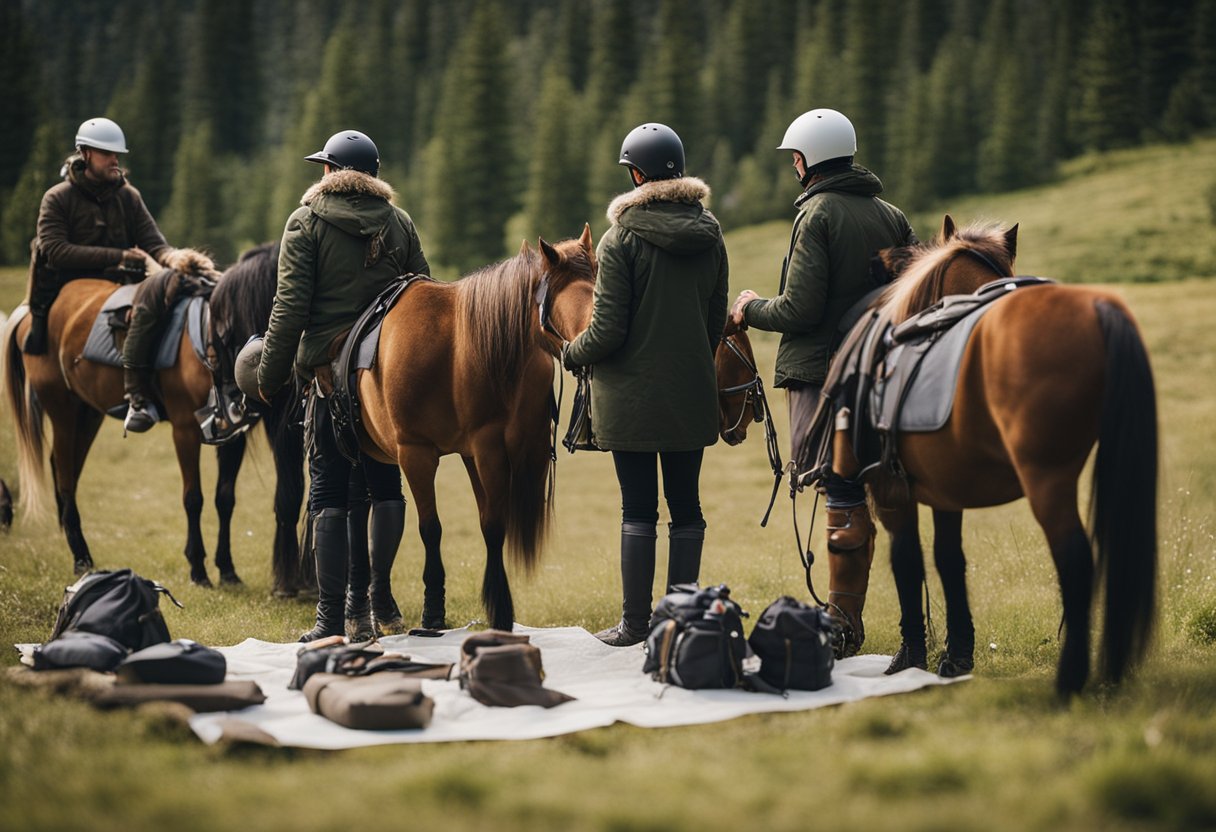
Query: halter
718 333 785 527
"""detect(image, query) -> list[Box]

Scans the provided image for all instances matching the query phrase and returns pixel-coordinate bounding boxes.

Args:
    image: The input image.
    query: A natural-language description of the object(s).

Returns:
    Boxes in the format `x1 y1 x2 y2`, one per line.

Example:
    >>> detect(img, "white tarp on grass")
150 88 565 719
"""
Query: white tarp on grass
189 625 966 749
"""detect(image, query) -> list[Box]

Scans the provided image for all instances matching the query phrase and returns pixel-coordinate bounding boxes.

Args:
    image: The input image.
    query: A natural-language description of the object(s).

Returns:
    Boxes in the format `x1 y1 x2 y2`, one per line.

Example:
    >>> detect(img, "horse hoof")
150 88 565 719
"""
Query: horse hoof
191 572 214 589
73 559 94 576
420 613 447 631
884 642 928 675
937 653 974 678
272 586 299 600
219 571 243 587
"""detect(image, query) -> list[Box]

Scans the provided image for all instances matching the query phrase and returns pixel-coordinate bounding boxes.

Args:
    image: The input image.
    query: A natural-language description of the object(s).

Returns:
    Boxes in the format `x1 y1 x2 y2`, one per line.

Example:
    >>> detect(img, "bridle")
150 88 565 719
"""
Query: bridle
718 333 784 526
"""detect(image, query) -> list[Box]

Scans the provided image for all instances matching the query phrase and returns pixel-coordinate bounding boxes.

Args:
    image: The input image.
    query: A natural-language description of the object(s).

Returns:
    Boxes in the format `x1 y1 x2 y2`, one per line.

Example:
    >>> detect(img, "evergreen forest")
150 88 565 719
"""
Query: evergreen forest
1 0 1213 273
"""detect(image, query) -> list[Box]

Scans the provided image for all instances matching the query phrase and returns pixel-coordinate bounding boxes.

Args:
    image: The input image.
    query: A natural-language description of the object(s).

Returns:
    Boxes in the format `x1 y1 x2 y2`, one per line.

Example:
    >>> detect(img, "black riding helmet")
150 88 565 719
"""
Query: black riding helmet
619 123 684 183
304 130 380 176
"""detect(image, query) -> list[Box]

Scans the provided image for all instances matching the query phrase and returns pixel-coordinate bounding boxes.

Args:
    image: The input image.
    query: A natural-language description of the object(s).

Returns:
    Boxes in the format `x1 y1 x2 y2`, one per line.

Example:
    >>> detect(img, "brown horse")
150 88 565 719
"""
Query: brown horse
816 216 1157 696
3 247 305 591
355 226 597 631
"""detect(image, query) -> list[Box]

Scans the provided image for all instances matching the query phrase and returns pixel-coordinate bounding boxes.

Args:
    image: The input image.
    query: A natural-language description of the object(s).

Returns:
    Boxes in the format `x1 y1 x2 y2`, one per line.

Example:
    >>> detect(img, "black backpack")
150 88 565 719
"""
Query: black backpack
643 584 748 690
747 596 836 691
49 569 180 652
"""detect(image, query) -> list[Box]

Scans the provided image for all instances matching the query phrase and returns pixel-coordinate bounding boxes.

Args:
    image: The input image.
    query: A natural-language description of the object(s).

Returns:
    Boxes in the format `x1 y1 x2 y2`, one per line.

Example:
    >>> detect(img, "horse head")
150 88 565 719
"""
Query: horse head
715 320 763 446
534 224 597 350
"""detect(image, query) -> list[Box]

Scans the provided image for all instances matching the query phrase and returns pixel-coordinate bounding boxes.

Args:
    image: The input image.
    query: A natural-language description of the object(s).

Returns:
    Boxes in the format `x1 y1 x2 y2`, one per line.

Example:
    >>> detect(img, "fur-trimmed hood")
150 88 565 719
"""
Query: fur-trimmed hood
606 176 710 225
301 169 396 206
301 169 397 238
606 176 720 256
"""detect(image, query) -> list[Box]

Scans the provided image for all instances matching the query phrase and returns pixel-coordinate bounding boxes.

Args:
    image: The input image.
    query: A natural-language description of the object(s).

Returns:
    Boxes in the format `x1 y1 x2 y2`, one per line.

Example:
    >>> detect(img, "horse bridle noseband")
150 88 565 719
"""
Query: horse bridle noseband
718 333 785 527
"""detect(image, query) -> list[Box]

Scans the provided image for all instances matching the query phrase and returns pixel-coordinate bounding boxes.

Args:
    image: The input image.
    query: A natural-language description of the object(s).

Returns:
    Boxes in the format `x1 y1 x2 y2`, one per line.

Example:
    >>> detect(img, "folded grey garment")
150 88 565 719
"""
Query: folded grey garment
92 680 266 713
303 671 435 731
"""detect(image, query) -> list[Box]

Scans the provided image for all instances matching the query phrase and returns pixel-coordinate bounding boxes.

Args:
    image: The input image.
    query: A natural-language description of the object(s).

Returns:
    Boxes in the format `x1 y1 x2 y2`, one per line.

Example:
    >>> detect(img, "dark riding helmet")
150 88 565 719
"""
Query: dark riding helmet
618 123 685 183
304 130 380 176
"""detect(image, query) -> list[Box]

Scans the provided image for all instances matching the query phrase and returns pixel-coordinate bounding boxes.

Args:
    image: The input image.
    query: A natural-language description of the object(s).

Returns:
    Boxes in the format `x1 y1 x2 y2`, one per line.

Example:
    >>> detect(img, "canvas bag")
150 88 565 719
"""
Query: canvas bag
49 569 180 651
642 584 749 690
459 631 574 708
747 596 836 691
303 672 435 730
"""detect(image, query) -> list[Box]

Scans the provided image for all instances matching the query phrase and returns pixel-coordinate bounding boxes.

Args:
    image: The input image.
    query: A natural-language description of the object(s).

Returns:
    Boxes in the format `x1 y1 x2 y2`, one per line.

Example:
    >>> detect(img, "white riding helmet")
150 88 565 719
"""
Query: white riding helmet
777 109 856 170
75 117 129 154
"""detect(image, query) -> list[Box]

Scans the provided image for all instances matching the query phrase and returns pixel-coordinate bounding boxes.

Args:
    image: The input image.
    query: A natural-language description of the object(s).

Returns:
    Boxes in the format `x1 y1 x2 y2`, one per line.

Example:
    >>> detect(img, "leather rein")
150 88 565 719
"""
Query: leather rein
718 333 784 527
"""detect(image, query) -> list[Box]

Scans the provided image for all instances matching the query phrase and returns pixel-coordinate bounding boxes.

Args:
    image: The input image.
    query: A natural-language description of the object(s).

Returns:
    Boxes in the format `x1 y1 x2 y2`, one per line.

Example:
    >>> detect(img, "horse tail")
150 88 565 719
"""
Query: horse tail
505 436 553 575
1 314 51 521
1091 298 1157 684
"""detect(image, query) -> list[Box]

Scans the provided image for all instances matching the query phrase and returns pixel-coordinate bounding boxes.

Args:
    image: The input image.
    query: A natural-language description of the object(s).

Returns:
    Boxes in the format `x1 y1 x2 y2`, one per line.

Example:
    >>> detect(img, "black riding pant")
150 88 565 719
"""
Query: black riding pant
347 455 403 507
611 449 705 527
307 387 392 512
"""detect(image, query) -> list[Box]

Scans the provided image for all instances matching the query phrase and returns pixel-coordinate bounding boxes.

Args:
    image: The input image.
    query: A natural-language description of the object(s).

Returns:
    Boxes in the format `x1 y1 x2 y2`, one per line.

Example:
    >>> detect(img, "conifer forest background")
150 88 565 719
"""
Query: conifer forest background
1 0 1213 274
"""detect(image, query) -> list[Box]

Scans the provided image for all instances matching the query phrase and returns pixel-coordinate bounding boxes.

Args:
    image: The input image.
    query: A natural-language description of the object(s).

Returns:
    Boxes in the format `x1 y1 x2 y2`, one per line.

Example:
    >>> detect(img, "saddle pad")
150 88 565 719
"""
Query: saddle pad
80 291 206 370
871 301 994 433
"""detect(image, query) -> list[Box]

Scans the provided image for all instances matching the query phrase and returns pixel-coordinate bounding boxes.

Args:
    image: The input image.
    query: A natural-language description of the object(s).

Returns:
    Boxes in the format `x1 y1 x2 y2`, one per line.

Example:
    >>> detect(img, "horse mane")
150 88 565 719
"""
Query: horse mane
878 221 1011 323
454 248 543 402
210 241 280 348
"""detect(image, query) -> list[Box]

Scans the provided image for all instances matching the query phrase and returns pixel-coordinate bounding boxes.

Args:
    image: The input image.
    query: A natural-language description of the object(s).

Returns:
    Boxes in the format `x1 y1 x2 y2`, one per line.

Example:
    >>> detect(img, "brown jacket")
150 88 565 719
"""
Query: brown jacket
36 155 170 281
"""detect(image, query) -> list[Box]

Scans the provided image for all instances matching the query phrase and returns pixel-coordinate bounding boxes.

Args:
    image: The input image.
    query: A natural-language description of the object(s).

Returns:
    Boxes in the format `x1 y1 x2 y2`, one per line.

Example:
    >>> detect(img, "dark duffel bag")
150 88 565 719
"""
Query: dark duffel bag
748 596 836 692
32 631 129 672
643 584 749 690
49 569 181 651
116 639 227 685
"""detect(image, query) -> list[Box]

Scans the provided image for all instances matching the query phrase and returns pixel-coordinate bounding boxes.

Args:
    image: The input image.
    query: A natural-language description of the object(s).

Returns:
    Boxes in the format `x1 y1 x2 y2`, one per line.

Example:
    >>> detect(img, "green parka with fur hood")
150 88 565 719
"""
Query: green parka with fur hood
564 176 728 452
258 170 429 395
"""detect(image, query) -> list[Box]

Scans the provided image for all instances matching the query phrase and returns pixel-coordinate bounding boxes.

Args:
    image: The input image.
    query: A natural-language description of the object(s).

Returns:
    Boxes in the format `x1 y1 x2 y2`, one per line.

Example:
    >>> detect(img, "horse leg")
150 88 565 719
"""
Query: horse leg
932 509 974 677
171 421 211 587
464 442 513 632
212 434 245 585
879 501 928 673
399 446 445 629
265 409 305 598
50 403 103 574
1024 473 1092 697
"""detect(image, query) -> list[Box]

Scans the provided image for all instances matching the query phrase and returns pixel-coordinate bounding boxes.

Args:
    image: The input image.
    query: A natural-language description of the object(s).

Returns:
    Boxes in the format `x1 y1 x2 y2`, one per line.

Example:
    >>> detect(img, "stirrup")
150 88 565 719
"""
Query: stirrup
123 400 160 435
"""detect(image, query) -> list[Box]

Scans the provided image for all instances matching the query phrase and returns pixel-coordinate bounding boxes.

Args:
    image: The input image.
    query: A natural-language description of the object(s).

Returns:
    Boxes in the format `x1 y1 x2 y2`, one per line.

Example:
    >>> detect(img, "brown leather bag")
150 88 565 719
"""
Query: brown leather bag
458 631 574 708
303 671 435 730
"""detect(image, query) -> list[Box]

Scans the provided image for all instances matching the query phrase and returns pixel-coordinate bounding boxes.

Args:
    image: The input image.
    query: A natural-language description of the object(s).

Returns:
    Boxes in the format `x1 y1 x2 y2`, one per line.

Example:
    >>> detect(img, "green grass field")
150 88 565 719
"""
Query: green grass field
1 139 1214 831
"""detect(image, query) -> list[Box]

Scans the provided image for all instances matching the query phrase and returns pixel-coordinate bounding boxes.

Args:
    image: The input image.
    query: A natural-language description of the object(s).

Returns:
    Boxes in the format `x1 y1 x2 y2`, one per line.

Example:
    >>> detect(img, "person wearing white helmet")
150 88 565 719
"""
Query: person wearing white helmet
730 108 917 596
23 117 184 431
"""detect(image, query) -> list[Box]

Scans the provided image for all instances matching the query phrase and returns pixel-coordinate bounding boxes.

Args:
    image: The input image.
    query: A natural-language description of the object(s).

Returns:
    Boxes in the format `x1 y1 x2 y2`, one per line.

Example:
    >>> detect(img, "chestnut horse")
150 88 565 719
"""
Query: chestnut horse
3 246 305 591
355 226 597 631
816 216 1157 696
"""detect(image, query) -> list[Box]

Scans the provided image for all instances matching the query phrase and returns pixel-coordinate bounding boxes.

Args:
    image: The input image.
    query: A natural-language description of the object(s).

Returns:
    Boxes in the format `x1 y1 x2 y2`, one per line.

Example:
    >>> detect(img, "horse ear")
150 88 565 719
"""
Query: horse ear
941 214 956 240
1004 223 1019 260
518 238 533 256
539 237 561 268
579 223 594 252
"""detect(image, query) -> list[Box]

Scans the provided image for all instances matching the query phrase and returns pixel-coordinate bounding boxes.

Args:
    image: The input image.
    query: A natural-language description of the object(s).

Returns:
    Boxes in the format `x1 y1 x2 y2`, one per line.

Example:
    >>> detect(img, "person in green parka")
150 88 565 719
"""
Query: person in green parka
731 108 916 582
563 123 729 647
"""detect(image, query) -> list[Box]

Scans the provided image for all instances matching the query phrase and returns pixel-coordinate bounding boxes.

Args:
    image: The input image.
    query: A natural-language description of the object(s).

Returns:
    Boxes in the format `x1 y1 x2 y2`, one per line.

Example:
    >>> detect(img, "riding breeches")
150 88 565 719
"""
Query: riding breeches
306 384 389 513
611 449 705 527
787 382 866 509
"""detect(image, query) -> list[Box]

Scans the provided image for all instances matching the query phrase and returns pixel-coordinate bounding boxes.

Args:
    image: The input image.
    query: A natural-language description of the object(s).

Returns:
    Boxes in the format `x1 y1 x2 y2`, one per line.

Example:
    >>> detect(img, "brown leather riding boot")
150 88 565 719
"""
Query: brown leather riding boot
826 503 875 553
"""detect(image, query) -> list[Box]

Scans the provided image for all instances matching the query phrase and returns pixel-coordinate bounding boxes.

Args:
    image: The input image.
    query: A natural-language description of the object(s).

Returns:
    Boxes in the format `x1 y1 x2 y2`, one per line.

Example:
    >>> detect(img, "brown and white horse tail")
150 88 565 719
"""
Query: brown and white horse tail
1091 298 1158 684
1 314 51 521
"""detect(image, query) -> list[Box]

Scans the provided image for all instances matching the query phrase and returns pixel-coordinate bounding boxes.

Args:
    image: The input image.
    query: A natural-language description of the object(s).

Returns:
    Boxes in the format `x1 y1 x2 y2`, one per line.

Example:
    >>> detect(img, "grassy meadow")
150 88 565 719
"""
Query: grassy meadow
1 139 1215 831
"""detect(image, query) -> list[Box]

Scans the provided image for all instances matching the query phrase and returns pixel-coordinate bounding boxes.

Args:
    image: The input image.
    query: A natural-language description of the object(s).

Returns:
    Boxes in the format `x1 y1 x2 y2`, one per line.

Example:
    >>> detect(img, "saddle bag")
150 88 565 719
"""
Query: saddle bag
642 584 748 690
747 596 836 692
459 631 574 708
303 672 435 731
32 631 129 673
116 639 227 685
49 569 180 652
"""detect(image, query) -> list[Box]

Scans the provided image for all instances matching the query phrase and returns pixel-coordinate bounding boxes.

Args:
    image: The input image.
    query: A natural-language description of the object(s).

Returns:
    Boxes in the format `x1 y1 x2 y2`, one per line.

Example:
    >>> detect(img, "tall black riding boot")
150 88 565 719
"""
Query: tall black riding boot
22 312 49 355
595 521 656 647
22 269 59 356
666 521 705 591
344 501 374 641
369 499 406 636
299 507 349 642
122 366 160 434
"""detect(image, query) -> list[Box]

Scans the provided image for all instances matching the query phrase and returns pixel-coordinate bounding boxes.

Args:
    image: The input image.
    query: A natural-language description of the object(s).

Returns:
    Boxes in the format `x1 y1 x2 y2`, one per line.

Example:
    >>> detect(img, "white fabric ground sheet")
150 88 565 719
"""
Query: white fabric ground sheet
189 625 966 749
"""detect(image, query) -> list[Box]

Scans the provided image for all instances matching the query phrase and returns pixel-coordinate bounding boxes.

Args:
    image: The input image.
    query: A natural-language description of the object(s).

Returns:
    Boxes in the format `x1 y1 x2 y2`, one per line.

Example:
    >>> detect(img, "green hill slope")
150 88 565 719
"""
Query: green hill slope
724 137 1216 292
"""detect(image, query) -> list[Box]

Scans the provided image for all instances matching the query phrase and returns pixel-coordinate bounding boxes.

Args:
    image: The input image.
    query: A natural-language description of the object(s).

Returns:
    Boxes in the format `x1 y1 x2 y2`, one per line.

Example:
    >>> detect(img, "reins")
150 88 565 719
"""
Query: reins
719 334 784 526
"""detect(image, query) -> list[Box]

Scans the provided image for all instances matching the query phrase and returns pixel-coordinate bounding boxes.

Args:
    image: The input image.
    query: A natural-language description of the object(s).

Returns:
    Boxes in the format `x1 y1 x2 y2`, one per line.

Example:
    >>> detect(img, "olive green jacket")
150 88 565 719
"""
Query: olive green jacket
37 155 170 281
744 165 917 387
565 176 728 452
258 170 429 395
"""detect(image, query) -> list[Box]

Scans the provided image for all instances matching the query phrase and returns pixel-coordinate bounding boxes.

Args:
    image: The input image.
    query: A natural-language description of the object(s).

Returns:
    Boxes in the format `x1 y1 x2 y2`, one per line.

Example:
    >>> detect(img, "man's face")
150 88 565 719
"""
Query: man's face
82 148 123 184
793 152 808 181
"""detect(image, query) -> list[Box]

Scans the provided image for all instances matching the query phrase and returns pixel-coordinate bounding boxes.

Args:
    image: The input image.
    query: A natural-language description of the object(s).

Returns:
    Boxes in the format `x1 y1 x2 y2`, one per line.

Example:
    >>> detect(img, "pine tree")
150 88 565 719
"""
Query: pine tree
1078 0 1142 150
640 0 708 171
978 52 1037 193
843 0 894 175
1195 0 1216 126
427 0 518 273
0 1 38 192
585 0 637 121
161 121 230 262
1140 0 1195 136
107 43 181 217
1 122 65 265
523 64 589 242
184 0 262 156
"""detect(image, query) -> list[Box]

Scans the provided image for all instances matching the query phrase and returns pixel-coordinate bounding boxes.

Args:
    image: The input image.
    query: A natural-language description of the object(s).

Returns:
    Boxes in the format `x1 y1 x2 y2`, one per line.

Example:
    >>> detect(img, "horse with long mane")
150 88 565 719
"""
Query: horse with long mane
2 245 304 592
825 216 1156 696
356 226 597 631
